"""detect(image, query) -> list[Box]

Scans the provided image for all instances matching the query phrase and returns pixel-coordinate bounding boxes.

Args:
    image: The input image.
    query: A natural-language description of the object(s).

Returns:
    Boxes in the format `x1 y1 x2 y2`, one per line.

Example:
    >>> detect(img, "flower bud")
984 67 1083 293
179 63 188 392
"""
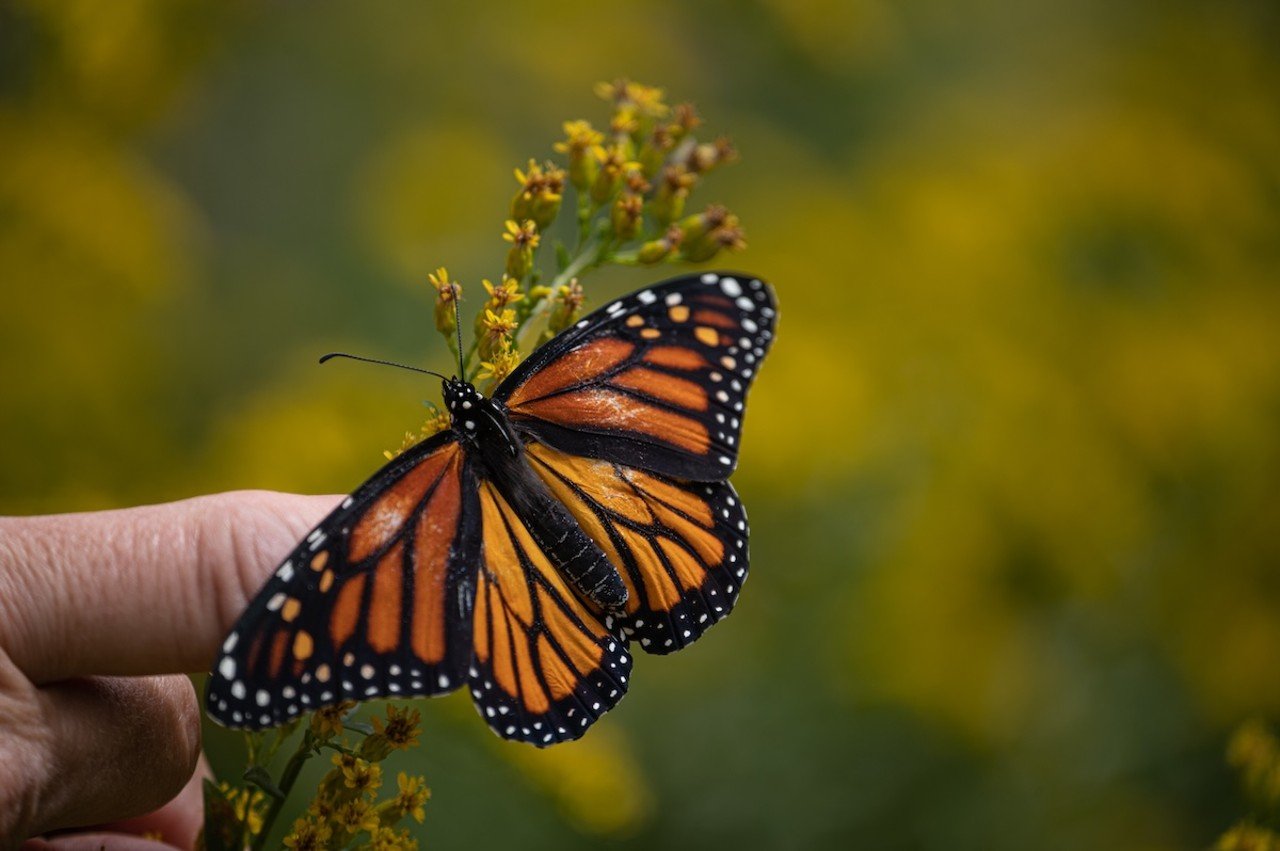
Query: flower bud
554 120 603 190
611 192 644 242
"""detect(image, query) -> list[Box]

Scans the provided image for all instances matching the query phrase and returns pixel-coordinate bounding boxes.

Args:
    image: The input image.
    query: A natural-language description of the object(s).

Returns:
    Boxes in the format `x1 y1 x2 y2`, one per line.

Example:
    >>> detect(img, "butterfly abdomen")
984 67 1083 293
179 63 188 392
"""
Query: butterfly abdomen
479 427 628 613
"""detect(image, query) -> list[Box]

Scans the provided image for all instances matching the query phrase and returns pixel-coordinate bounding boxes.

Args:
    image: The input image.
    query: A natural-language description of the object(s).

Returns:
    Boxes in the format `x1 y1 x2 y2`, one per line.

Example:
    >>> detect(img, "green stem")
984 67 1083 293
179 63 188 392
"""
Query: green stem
251 732 317 850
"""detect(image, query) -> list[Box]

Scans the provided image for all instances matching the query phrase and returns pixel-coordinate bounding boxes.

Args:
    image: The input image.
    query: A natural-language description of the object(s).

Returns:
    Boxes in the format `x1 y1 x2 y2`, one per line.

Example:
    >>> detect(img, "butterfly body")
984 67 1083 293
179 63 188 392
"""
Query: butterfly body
207 271 776 746
443 376 628 612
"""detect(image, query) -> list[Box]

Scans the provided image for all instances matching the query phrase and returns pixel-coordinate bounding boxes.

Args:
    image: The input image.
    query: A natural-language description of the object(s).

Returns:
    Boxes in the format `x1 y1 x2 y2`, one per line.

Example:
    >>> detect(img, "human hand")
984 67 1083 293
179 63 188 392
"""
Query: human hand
0 491 340 850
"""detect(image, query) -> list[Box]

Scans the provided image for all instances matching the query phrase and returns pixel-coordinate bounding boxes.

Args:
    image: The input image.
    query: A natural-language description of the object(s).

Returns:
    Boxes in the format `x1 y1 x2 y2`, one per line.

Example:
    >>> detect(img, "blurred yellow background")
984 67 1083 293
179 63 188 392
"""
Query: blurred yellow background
2 1 1278 847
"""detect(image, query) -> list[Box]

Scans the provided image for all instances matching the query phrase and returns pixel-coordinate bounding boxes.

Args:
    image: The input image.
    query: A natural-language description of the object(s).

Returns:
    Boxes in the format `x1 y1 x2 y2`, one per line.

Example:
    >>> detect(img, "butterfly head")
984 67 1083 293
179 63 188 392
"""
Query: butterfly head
441 377 483 417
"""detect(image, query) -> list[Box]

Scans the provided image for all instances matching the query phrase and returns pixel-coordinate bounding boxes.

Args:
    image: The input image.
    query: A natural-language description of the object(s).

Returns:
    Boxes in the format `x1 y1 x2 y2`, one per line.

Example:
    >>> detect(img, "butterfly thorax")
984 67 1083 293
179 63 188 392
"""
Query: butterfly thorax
441 377 522 459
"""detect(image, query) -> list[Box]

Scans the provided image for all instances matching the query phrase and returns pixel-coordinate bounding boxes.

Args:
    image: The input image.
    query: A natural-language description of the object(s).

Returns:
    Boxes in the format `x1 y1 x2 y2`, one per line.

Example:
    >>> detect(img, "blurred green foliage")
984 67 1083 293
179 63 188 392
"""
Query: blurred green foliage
2 1 1278 848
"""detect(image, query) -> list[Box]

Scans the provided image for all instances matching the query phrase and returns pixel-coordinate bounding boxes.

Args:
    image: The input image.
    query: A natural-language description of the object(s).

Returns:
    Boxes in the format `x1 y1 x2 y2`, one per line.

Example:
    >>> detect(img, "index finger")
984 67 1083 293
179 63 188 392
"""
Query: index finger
0 491 339 684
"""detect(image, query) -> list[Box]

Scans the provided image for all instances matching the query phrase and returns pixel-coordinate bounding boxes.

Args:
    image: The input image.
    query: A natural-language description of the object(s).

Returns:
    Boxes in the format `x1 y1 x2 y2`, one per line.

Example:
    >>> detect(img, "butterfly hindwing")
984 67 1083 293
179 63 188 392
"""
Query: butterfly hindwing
496 271 776 481
206 433 479 727
525 442 749 654
468 479 632 745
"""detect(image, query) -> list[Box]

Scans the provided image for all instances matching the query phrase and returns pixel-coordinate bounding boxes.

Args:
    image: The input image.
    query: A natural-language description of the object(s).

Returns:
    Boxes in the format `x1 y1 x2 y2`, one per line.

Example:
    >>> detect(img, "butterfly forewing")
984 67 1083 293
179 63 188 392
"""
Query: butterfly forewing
496 272 776 481
206 433 479 727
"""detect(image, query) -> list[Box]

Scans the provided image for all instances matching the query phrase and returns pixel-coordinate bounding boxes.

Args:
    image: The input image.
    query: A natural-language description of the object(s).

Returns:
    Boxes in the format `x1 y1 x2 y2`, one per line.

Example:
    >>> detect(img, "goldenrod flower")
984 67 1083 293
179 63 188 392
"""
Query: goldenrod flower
595 78 668 118
333 798 381 836
483 276 525 311
334 753 383 795
310 701 357 740
687 135 739 174
612 192 644 242
283 817 332 851
638 225 685 265
512 160 565 229
548 281 586 335
554 119 604 189
393 772 432 824
374 704 423 752
503 220 540 280
427 267 461 339
610 104 641 136
650 163 697 224
365 826 419 851
477 343 521 389
712 216 747 252
679 205 740 262
479 308 519 361
671 102 701 135
589 144 638 206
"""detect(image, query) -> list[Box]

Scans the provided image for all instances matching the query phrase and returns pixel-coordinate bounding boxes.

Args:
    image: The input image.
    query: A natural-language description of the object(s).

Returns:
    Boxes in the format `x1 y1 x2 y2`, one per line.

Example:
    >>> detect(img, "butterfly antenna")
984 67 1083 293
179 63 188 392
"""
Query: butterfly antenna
319 352 449 382
453 294 464 378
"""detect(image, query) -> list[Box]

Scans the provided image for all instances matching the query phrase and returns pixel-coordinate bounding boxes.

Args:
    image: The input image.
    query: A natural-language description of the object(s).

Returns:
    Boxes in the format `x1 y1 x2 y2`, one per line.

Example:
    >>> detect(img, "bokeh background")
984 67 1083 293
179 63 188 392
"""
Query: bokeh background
3 1 1279 847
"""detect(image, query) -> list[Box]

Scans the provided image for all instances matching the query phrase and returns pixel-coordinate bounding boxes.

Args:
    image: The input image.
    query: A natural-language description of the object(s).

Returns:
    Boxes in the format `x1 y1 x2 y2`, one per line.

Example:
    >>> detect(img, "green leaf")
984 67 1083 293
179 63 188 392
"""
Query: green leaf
243 765 286 800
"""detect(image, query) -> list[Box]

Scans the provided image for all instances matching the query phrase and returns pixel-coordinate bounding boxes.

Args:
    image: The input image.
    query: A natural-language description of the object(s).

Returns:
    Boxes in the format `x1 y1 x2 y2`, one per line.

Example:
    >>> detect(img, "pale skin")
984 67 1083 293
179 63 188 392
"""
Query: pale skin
0 491 339 850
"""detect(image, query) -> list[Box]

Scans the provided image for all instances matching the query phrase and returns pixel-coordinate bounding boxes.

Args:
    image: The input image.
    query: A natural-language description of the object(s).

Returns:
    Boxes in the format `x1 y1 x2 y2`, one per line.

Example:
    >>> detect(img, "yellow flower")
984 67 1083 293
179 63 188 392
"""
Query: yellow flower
333 797 381 836
365 826 419 851
310 701 357 740
479 308 519 361
503 220 540 280
481 307 518 339
502 219 540 249
511 160 565 229
1214 822 1280 851
394 772 432 824
427 267 461 338
611 192 644 241
332 751 383 795
478 342 521 388
283 817 332 851
648 163 697 225
553 119 604 156
373 704 423 752
595 78 668 118
590 144 639 206
548 281 586 335
483 276 525 311
554 120 605 190
638 225 685 265
670 102 701 135
426 266 460 303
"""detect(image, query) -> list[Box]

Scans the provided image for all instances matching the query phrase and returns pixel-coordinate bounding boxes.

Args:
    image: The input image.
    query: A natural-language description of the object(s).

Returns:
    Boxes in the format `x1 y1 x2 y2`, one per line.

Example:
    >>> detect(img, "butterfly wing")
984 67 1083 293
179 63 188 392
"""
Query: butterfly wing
205 432 480 728
525 441 748 654
466 476 632 746
495 271 776 481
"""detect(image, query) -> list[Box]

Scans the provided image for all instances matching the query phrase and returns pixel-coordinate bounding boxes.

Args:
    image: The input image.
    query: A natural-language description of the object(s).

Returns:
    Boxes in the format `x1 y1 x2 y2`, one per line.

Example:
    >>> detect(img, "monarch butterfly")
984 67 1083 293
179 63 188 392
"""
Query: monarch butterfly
206 270 776 746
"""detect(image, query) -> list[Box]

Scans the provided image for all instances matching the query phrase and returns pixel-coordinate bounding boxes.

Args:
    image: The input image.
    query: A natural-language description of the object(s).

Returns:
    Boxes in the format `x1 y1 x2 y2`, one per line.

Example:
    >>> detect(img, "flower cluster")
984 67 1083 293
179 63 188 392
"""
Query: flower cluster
204 705 429 850
407 77 746 408
1213 719 1280 849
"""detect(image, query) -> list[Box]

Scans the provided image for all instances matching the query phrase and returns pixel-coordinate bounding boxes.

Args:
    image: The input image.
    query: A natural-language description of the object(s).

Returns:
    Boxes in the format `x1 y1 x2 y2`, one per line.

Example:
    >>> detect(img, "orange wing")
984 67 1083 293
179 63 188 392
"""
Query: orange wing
525 441 749 654
206 434 480 728
468 479 632 745
495 272 776 481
